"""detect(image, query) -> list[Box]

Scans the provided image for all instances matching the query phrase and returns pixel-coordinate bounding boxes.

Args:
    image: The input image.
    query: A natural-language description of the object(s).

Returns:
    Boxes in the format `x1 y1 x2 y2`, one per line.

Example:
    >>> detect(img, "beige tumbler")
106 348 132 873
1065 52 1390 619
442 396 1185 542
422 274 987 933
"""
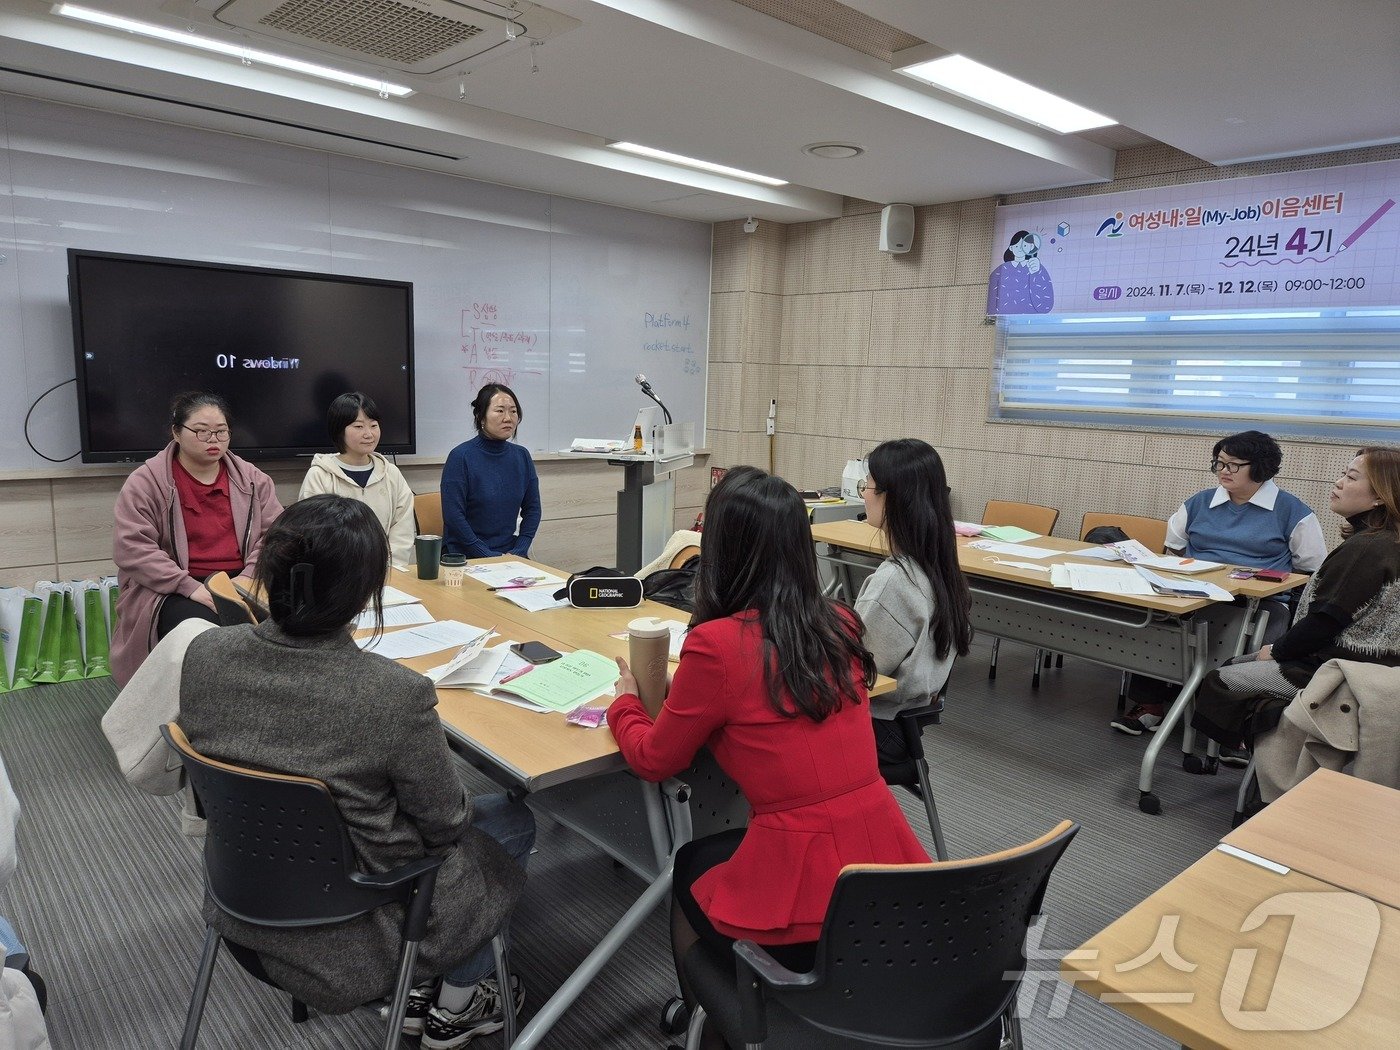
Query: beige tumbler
628 616 671 718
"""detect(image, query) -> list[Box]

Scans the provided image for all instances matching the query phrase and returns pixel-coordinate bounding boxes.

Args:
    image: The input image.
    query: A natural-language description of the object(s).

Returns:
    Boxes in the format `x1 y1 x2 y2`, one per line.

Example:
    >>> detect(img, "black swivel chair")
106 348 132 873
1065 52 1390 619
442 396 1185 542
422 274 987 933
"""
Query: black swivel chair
678 821 1079 1050
160 723 512 1050
877 684 950 861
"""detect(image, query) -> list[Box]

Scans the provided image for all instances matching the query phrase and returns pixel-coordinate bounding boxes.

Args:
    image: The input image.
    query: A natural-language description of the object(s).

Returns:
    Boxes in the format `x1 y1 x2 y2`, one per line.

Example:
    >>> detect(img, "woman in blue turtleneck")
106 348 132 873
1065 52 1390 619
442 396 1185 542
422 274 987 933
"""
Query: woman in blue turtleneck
441 383 542 558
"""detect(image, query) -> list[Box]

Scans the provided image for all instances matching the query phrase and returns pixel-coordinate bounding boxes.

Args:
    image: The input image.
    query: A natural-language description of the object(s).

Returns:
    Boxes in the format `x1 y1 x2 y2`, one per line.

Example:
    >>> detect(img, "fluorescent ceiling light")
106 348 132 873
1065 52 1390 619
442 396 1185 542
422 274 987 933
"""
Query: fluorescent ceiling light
898 55 1113 134
53 4 414 97
1169 311 1322 321
1345 308 1400 317
608 142 786 186
1058 315 1147 324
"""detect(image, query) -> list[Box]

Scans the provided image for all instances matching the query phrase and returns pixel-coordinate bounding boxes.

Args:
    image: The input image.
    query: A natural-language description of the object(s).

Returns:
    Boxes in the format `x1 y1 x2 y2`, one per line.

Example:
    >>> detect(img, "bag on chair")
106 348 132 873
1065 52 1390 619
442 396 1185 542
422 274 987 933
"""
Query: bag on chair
1084 525 1131 545
641 554 700 614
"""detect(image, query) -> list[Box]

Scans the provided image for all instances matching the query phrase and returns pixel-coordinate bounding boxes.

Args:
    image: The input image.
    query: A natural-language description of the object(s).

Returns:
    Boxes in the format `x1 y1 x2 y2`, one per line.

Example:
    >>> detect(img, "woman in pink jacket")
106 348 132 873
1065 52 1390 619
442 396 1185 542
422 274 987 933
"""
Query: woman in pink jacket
111 392 282 685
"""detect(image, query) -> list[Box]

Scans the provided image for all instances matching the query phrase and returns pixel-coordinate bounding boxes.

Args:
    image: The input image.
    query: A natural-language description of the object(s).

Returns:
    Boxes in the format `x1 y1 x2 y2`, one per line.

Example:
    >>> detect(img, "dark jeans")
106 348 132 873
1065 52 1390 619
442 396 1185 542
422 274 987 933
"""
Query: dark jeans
445 794 536 986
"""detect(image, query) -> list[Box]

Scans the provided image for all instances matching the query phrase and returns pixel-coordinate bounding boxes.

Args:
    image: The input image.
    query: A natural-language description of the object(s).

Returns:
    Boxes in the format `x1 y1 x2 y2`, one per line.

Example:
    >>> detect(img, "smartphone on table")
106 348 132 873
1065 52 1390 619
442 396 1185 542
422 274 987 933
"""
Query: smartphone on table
510 641 562 664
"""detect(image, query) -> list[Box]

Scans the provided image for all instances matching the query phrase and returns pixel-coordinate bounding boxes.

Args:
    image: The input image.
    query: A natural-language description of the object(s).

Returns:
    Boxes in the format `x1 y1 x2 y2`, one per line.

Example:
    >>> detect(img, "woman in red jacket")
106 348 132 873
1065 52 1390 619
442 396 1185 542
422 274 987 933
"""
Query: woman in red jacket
609 467 928 1015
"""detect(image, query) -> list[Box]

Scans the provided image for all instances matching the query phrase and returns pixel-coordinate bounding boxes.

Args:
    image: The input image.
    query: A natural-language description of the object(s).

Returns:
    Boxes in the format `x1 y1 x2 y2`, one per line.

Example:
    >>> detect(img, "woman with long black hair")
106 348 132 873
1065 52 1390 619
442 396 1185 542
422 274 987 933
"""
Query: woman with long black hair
608 467 927 1021
856 438 974 767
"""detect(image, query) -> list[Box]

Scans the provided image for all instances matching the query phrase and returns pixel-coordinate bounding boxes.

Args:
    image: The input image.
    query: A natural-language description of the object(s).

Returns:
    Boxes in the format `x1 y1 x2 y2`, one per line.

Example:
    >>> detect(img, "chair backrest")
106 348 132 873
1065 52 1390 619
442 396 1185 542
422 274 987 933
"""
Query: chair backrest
669 544 701 570
205 571 257 627
414 491 444 537
769 820 1079 1047
982 500 1059 536
160 723 408 927
1080 512 1168 554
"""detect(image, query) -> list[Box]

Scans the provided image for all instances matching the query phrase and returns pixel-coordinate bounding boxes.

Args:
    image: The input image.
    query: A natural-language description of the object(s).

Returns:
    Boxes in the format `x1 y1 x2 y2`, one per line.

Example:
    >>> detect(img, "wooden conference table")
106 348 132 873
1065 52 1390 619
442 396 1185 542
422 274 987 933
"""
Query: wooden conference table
1062 770 1400 1047
368 558 892 1049
810 519 1304 815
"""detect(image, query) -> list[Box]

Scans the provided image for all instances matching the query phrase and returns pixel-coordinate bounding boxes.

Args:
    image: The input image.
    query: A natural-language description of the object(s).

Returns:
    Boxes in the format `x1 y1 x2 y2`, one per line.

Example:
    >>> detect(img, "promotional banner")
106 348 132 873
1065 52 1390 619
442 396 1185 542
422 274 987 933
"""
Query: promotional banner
988 158 1399 315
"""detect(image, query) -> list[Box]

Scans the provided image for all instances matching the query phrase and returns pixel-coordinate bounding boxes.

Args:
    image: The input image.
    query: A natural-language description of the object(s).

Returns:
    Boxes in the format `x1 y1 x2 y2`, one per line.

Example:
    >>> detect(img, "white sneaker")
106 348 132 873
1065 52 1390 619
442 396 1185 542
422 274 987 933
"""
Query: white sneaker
420 976 523 1049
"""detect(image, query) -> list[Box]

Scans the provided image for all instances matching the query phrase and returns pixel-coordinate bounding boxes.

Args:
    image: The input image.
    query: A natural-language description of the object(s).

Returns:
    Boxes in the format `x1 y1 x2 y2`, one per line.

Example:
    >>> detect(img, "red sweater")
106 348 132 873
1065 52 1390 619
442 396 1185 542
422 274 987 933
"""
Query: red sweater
608 611 928 944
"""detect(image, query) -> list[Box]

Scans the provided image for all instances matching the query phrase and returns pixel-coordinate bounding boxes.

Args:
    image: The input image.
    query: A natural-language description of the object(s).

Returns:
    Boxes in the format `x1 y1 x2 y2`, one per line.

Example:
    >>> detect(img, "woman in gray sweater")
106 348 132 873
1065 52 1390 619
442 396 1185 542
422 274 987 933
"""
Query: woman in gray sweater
177 495 534 1049
854 439 973 769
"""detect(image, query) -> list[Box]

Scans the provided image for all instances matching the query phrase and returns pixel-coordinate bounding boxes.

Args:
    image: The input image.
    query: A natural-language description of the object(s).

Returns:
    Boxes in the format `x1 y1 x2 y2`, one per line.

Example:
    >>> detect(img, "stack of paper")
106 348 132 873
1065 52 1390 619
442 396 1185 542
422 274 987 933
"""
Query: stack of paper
1050 565 1156 595
380 584 421 607
463 562 565 589
357 620 493 658
570 438 626 453
425 640 518 689
1133 567 1233 601
487 649 619 713
1109 540 1222 575
969 540 1059 559
355 603 435 630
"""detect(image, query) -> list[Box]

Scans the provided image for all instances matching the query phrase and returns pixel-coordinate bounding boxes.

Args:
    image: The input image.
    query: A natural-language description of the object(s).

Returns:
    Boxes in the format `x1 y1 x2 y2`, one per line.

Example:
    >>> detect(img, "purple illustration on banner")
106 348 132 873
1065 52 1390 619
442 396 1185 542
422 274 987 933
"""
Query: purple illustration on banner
986 230 1055 314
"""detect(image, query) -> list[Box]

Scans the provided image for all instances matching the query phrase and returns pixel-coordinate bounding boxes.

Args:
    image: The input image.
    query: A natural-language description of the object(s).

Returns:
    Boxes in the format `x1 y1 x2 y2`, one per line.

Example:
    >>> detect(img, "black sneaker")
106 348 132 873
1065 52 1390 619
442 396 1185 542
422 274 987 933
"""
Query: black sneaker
421 976 524 1049
1219 746 1250 768
1110 705 1163 736
400 980 439 1036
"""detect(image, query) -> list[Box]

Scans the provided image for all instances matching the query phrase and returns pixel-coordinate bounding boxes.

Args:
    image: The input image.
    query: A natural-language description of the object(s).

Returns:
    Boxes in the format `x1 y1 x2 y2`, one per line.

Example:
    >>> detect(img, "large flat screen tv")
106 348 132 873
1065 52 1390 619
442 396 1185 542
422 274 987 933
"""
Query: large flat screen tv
68 250 415 462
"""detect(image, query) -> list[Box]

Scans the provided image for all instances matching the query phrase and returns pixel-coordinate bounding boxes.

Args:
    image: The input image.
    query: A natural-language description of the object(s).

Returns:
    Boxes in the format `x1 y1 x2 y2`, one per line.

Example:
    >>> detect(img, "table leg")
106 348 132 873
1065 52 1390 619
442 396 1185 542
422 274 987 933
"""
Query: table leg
1137 619 1209 815
508 861 676 1050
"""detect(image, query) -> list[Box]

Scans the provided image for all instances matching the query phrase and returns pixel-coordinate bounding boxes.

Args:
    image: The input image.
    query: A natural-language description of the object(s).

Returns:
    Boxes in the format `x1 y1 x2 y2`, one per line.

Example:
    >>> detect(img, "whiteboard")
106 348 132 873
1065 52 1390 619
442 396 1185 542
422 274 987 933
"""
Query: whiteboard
0 93 709 468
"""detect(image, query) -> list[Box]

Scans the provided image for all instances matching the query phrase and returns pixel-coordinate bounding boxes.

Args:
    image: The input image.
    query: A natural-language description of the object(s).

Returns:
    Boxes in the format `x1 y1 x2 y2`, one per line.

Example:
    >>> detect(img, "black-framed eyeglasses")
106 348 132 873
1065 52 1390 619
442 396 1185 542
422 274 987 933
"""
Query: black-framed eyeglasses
856 479 882 496
1210 458 1250 475
181 425 230 442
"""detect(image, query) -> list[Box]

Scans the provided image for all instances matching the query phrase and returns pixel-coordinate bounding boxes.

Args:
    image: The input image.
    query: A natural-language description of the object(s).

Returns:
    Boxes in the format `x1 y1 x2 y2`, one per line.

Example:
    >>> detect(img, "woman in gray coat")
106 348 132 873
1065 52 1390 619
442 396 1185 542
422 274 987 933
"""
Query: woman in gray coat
177 494 534 1048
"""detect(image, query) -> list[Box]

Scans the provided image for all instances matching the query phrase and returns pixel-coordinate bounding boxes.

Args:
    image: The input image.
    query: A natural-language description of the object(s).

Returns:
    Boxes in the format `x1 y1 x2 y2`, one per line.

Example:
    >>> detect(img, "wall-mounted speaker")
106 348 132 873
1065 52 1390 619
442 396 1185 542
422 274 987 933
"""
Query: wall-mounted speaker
879 203 915 254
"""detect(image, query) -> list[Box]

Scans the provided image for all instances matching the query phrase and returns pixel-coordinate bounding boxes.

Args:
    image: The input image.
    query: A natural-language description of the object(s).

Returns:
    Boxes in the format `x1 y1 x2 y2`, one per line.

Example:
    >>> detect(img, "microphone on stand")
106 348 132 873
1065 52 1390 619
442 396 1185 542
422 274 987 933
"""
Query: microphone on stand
633 373 673 425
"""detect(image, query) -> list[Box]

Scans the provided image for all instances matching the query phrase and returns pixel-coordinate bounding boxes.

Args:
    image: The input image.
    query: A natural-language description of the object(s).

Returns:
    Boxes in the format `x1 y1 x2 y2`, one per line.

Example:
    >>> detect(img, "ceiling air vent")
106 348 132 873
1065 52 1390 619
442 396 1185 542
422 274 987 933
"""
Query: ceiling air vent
212 0 579 75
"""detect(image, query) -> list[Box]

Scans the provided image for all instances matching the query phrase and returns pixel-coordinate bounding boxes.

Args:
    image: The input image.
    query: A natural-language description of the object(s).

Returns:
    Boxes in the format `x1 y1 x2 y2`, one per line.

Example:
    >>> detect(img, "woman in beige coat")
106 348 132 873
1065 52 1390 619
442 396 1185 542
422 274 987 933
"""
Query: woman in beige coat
298 392 415 569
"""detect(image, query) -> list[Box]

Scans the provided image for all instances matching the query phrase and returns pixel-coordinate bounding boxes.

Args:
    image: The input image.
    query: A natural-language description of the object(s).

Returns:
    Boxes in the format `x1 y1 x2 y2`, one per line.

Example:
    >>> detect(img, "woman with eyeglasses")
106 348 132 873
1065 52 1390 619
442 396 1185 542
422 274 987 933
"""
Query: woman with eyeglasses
1192 448 1400 759
441 383 541 559
1112 429 1324 737
855 439 973 769
111 391 282 685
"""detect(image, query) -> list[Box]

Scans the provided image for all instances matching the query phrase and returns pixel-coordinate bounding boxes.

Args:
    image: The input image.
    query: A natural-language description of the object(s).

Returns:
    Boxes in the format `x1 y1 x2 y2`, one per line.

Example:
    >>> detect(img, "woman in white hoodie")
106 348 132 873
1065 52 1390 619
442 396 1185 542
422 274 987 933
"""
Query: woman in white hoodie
298 392 416 569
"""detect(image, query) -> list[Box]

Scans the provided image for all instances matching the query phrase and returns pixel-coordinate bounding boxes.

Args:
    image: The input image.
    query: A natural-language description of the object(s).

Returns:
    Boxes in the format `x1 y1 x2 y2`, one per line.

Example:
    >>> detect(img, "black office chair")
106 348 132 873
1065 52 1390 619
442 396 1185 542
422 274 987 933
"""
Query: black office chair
160 723 510 1050
877 684 950 862
677 820 1078 1050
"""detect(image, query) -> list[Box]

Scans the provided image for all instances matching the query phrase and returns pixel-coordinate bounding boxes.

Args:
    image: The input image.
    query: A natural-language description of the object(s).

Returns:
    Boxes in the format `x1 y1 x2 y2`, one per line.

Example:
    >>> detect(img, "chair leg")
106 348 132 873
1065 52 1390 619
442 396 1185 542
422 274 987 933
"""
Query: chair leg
682 1003 708 1050
988 637 999 680
1117 671 1131 714
1054 653 1063 668
1002 1001 1024 1050
1031 648 1042 689
491 935 516 1047
382 941 421 1050
913 757 948 861
180 927 221 1050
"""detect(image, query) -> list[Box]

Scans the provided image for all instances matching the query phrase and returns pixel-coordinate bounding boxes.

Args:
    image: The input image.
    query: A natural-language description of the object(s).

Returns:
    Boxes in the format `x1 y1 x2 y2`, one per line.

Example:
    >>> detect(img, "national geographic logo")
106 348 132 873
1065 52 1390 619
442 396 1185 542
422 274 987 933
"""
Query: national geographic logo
589 587 626 600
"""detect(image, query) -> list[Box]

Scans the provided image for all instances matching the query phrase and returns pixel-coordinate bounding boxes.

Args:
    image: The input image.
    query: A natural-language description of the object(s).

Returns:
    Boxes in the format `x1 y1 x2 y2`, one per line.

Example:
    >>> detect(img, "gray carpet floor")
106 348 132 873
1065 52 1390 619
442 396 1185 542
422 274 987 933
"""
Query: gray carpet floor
0 635 1249 1048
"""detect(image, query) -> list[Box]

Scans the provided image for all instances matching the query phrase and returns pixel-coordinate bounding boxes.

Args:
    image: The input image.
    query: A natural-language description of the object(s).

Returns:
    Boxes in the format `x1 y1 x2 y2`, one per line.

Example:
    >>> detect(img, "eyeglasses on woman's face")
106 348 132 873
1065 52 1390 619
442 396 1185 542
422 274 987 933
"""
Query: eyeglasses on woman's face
856 478 882 497
181 425 231 442
1210 458 1250 475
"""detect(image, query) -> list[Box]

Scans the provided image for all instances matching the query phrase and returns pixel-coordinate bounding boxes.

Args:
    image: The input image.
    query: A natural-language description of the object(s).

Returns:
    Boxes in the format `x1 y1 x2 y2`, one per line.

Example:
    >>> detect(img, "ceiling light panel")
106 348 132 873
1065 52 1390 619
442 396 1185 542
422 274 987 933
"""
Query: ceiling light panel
900 54 1115 134
54 4 415 95
608 142 788 186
